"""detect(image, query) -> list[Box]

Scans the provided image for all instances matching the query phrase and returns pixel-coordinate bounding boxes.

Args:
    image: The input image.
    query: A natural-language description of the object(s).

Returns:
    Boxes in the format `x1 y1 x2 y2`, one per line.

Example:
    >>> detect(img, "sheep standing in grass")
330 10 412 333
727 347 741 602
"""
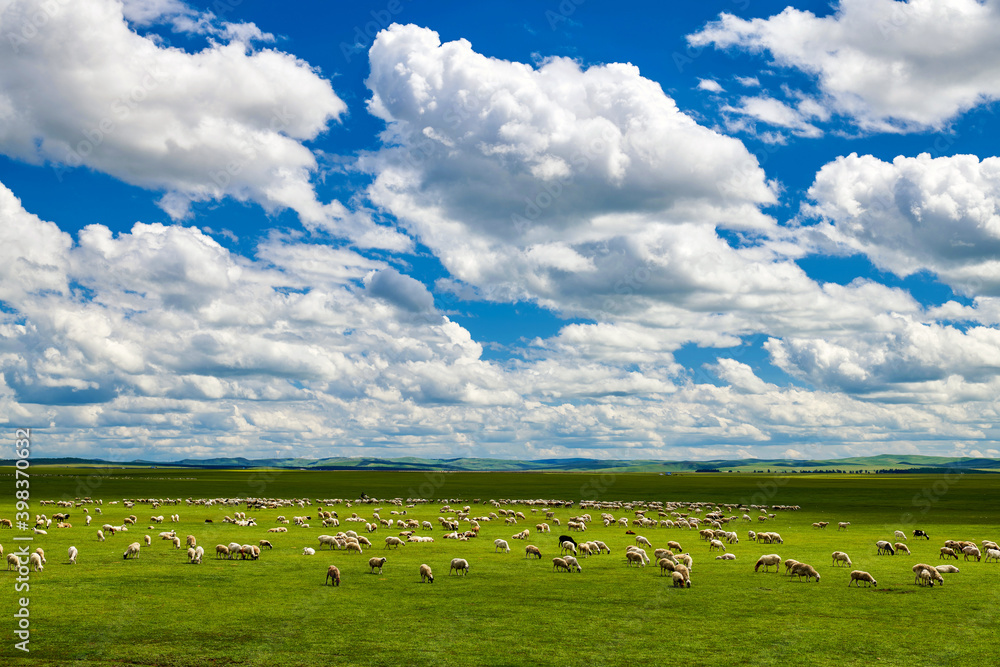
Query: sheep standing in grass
68 546 78 564
671 571 689 588
560 540 577 556
35 548 45 564
894 530 907 542
449 558 470 575
658 558 675 575
384 536 405 549
709 539 726 552
940 547 958 560
563 555 581 572
227 543 242 559
894 543 911 555
673 563 690 585
494 539 510 554
755 554 781 573
849 570 876 588
369 557 387 574
790 562 820 582
216 545 229 559
525 545 542 559
635 536 652 548
28 553 43 571
6 553 20 570
97 529 105 542
186 535 197 548
838 522 850 530
985 549 1000 563
676 553 693 570
832 551 852 567
963 546 982 562
187 547 197 563
259 540 273 550
123 542 140 560
912 564 944 586
171 536 181 549
625 551 645 567
419 563 434 583
325 565 341 587
143 534 152 546
552 557 570 572
194 546 204 564
876 541 895 555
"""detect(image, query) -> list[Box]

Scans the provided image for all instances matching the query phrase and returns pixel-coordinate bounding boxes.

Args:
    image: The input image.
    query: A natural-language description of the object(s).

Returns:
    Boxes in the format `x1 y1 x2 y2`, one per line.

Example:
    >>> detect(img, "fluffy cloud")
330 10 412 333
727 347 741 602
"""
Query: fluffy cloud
804 152 1000 294
689 0 1000 132
0 0 372 236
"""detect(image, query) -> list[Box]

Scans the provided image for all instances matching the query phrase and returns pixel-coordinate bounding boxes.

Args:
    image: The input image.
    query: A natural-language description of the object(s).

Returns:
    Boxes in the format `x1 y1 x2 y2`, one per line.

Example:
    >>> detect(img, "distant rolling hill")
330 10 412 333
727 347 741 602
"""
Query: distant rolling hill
8 454 1000 473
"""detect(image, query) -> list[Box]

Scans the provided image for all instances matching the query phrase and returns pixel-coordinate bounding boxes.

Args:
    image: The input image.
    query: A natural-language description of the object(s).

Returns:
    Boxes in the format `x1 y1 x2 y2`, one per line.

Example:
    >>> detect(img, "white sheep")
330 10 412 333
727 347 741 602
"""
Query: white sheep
894 530 907 542
494 539 510 554
625 551 645 567
709 539 726 552
754 554 781 573
384 536 405 549
560 540 577 555
563 555 582 572
368 556 387 574
216 545 230 559
935 564 960 574
303 547 316 556
449 558 470 575
984 548 1000 563
123 542 141 560
7 553 20 570
28 552 43 571
635 535 652 548
419 563 434 583
97 529 105 542
790 562 820 582
875 541 895 555
963 546 982 561
832 551 853 567
849 570 876 587
715 553 736 560
67 546 78 564
171 536 182 549
912 563 943 586
193 546 204 564
671 571 689 587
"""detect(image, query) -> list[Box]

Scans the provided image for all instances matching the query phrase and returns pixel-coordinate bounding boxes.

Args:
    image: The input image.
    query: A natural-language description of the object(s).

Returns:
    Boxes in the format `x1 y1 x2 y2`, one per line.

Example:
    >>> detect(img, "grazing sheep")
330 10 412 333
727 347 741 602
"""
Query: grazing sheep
560 540 577 556
676 553 693 570
143 534 152 546
849 570 877 588
936 564 960 574
673 563 691 585
325 565 341 587
227 542 241 559
716 553 736 560
940 547 958 560
552 557 570 572
259 540 273 550
658 558 676 575
783 559 800 573
369 556 387 574
419 563 434 583
894 530 907 542
68 546 78 564
625 551 645 567
384 536 405 549
962 546 982 562
525 545 542 559
984 549 1000 563
913 529 930 539
494 539 510 554
894 543 911 555
832 551 852 567
7 553 20 570
671 571 689 587
216 545 229 559
635 535 652 548
97 529 105 542
709 539 726 552
449 558 470 575
876 541 895 556
563 555 582 572
303 547 316 556
123 542 141 560
755 554 781 573
186 535 197 548
171 536 182 549
556 535 576 547
35 548 45 564
667 540 682 552
912 563 944 586
193 546 204 564
790 562 820 582
28 552 43 571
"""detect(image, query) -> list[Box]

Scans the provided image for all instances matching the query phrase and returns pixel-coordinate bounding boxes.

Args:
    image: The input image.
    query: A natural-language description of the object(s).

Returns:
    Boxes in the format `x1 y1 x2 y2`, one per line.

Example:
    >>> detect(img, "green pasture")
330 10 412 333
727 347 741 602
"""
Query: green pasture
1 467 998 666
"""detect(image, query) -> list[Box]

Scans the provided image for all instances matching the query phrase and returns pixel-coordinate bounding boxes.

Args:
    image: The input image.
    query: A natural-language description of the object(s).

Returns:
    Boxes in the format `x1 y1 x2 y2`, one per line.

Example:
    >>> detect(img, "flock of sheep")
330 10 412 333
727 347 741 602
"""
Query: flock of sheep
6 494 997 595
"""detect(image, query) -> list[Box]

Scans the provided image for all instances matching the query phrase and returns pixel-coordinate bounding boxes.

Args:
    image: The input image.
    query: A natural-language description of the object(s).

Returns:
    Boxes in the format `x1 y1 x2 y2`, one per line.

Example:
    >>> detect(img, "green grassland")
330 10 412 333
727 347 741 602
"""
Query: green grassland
2 467 999 666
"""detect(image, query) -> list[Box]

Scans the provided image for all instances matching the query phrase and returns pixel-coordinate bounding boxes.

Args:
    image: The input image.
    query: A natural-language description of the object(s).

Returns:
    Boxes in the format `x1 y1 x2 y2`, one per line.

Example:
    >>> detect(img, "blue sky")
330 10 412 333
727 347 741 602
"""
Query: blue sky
2 0 1000 461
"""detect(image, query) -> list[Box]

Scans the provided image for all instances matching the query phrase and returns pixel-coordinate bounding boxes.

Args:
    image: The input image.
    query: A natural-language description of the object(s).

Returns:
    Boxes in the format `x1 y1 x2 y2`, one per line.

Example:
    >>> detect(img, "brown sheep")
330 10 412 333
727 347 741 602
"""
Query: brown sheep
325 565 341 586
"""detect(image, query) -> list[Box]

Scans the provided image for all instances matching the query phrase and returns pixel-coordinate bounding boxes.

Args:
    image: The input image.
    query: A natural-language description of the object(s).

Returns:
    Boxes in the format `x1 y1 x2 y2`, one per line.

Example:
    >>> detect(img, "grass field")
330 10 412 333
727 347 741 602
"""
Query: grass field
2 466 999 666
